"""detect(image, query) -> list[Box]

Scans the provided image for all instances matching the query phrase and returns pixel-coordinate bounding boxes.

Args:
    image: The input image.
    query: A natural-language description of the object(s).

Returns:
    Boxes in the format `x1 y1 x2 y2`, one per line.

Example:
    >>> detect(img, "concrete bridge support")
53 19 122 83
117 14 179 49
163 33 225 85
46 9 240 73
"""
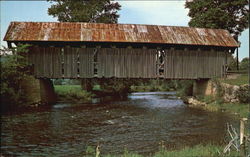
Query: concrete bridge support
39 78 56 104
193 79 215 96
81 79 93 91
20 76 56 105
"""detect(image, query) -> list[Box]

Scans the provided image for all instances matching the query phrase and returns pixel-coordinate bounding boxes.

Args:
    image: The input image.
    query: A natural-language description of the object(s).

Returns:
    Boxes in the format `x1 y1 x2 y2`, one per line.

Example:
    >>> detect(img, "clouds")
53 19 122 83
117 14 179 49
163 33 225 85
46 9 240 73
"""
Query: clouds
117 1 190 26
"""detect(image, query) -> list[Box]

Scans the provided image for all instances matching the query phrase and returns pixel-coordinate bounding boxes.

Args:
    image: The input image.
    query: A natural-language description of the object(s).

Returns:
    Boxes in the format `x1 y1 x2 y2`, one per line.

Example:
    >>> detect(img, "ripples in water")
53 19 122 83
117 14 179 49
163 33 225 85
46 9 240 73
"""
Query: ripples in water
1 92 236 156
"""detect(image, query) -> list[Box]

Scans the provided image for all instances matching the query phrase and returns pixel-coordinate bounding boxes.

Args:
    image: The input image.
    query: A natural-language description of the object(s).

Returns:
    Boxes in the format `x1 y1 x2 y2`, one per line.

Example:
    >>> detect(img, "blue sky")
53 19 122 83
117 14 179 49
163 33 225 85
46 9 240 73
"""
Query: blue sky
1 1 249 60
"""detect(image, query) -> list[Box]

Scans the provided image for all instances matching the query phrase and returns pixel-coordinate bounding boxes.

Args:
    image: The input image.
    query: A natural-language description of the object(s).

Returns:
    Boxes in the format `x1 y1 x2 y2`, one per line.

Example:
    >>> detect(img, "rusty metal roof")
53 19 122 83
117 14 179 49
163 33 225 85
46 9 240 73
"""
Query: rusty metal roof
4 22 238 47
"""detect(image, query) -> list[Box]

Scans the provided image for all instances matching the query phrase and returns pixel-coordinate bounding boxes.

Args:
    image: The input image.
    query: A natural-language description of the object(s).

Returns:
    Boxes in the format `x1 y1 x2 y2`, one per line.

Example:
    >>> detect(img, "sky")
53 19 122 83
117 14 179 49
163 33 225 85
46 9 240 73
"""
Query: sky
1 1 249 60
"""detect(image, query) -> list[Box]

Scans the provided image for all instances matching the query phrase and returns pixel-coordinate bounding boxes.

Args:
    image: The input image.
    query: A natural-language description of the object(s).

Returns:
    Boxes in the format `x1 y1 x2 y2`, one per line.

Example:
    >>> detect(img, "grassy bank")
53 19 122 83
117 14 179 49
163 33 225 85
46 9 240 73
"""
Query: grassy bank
195 95 249 118
130 85 173 92
220 74 249 86
188 74 249 118
85 144 239 157
130 80 193 93
54 85 93 103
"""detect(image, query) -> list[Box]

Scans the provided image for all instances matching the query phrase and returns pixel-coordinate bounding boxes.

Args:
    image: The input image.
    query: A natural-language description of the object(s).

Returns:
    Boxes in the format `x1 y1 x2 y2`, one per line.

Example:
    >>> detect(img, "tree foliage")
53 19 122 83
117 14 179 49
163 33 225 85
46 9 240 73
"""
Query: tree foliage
239 57 249 70
227 55 238 70
0 44 32 106
47 0 121 23
185 0 249 39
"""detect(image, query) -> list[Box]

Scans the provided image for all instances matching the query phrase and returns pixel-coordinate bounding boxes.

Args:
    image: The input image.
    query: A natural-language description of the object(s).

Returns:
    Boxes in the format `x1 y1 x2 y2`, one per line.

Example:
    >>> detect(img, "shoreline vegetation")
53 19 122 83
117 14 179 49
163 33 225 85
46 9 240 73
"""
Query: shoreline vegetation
54 85 93 103
83 144 239 157
183 74 249 118
54 79 191 104
185 96 249 118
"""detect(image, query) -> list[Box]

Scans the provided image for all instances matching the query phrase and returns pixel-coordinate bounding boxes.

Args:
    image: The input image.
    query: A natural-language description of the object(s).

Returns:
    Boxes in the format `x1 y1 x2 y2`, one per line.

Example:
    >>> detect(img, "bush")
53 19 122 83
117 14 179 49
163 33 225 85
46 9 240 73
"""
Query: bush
54 85 93 102
176 80 194 97
236 85 250 103
0 44 32 108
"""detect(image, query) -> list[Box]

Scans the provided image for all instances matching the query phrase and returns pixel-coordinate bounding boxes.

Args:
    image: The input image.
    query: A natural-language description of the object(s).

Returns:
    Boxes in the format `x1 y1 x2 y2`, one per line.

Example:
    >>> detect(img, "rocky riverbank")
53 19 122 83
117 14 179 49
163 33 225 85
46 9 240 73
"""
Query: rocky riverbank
184 80 249 118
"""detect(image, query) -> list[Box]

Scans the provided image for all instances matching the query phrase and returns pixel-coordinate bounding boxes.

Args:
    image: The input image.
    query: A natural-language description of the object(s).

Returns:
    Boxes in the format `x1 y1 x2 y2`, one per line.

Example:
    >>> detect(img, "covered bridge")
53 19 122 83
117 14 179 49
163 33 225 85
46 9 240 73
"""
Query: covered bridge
4 22 238 80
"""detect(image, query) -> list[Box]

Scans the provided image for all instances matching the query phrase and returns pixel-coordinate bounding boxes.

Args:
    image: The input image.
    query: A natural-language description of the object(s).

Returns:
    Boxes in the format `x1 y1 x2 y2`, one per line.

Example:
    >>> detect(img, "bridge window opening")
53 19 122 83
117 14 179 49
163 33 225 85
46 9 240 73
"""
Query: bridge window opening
93 48 98 75
61 48 65 78
157 49 166 77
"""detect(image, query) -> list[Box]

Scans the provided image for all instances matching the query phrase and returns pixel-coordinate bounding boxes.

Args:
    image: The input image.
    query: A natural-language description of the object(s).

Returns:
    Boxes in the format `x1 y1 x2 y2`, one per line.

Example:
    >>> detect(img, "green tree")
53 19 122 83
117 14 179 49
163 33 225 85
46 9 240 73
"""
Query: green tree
185 0 249 39
239 57 249 70
47 0 121 23
228 54 238 70
0 44 31 107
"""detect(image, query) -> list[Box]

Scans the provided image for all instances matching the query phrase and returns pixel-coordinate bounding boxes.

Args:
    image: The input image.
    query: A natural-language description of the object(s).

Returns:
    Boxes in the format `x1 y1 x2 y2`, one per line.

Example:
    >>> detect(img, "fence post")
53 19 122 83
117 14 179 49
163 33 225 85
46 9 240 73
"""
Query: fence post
240 118 248 156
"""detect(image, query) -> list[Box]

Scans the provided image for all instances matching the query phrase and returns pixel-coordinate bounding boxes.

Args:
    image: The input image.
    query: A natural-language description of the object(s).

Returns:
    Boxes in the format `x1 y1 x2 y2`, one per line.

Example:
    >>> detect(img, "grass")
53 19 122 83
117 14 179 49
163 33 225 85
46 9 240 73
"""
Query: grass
84 144 240 157
153 144 239 157
54 85 93 103
195 95 249 118
221 74 249 86
206 103 249 118
192 74 249 118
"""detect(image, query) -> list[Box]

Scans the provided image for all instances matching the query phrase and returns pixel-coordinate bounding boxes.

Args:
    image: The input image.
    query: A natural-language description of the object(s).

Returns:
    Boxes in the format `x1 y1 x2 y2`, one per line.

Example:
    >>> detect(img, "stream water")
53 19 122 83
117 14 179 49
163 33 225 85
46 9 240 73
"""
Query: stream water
1 92 237 156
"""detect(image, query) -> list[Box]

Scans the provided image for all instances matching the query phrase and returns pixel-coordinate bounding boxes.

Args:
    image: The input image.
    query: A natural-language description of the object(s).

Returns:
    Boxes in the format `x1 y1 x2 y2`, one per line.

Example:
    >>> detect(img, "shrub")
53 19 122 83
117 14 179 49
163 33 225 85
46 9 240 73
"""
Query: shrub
0 44 32 108
176 80 194 97
236 85 250 103
54 85 93 102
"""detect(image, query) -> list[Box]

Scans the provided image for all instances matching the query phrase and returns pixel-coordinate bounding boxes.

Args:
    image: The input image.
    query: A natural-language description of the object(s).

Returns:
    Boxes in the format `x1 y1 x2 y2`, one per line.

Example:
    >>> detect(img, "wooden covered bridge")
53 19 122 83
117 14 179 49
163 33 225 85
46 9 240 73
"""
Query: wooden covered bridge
4 22 238 79
4 22 238 102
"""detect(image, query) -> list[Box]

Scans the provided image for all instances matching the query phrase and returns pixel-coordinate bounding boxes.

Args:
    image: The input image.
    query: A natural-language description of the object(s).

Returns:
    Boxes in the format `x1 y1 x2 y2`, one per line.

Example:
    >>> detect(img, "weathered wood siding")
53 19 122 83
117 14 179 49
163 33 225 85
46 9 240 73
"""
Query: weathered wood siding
164 49 226 79
79 48 94 78
29 47 63 78
97 48 157 78
28 46 227 79
64 47 78 78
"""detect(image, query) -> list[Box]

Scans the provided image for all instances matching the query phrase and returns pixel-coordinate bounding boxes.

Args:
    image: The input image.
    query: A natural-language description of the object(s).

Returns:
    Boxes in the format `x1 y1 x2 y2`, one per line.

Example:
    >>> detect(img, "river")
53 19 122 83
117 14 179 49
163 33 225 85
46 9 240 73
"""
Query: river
1 92 237 156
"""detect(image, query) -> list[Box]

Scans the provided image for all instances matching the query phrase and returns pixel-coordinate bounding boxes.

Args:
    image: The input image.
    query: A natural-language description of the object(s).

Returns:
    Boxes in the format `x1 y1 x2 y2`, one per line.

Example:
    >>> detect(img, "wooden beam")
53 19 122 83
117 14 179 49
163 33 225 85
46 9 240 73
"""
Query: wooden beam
236 47 239 71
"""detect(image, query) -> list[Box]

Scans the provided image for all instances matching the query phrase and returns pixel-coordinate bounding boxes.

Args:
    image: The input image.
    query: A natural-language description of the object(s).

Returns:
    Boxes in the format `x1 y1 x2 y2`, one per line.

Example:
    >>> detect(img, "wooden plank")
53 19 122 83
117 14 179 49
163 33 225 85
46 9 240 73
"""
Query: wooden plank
41 47 46 77
137 49 140 78
49 47 54 78
189 50 195 79
165 49 169 78
79 48 94 78
145 49 149 78
170 48 174 79
98 48 102 77
33 46 38 77
182 49 187 79
197 49 203 78
116 48 120 77
193 50 197 79
53 47 62 78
